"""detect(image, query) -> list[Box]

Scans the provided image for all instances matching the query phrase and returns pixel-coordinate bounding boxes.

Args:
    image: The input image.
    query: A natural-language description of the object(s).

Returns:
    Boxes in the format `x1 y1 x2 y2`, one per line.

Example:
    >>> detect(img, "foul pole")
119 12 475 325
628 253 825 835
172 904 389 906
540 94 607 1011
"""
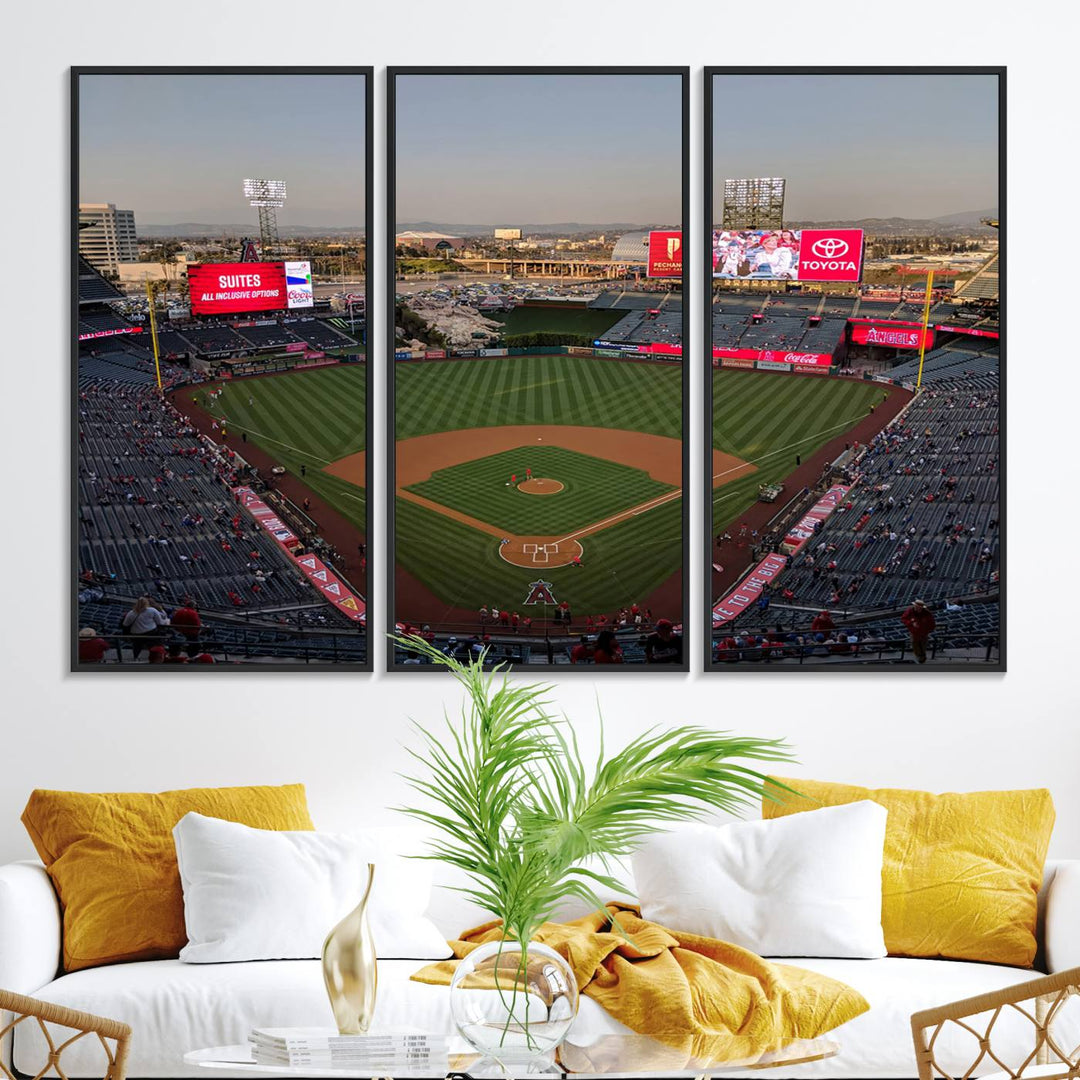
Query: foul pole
914 269 935 390
145 279 164 396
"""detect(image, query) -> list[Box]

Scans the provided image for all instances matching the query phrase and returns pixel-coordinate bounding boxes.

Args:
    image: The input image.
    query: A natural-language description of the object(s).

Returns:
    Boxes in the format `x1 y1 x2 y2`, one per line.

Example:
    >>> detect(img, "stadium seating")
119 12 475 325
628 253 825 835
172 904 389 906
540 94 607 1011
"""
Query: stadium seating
954 253 999 301
151 329 196 357
588 291 683 312
79 309 137 334
77 594 365 664
712 598 998 665
180 325 248 354
77 255 124 302
76 381 363 659
235 323 302 349
288 318 359 349
713 370 999 664
888 344 999 385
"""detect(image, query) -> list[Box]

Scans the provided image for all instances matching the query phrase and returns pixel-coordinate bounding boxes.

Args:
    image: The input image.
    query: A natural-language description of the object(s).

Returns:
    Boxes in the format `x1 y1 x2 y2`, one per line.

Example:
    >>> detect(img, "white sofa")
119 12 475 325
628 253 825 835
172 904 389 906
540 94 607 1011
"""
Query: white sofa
2 846 1078 1080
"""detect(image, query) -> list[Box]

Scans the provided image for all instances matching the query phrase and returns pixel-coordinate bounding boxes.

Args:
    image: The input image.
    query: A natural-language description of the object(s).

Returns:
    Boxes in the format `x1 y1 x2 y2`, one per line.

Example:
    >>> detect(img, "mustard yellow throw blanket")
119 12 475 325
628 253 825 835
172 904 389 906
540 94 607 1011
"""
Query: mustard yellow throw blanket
412 904 868 1066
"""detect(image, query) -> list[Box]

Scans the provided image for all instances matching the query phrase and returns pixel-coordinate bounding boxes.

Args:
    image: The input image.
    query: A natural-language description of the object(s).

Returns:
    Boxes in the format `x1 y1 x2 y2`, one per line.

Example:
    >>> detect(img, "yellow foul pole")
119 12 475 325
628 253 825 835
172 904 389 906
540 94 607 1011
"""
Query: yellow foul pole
145 279 164 396
914 269 934 390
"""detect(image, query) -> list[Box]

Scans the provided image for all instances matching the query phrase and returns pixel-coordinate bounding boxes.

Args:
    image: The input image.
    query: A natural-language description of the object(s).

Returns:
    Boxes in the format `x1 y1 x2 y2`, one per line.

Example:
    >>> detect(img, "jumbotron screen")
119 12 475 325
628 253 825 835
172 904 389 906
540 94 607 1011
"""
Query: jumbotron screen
188 261 314 315
712 228 864 282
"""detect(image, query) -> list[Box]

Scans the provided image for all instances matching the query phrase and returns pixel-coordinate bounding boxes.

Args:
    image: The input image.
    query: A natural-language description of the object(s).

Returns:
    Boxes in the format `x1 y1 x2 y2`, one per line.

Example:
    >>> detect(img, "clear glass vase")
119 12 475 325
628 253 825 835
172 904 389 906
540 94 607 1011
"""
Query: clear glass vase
449 939 578 1070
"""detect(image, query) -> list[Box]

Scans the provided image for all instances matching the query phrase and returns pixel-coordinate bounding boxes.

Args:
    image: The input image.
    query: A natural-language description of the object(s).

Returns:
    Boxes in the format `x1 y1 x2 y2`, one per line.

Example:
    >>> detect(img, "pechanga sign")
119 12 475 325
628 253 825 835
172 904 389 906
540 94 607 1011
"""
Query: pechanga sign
647 230 683 278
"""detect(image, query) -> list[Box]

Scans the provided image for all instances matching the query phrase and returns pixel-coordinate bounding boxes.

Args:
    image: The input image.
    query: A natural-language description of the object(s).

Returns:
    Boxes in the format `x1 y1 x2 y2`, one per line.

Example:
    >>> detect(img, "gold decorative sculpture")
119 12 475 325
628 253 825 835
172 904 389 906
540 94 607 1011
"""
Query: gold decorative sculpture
321 863 377 1034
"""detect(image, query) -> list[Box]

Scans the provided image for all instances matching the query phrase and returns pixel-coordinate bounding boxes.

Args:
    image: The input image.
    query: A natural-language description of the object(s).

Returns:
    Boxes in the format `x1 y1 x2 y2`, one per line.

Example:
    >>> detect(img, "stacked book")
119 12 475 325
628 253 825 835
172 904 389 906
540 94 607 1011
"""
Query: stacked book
249 1028 450 1072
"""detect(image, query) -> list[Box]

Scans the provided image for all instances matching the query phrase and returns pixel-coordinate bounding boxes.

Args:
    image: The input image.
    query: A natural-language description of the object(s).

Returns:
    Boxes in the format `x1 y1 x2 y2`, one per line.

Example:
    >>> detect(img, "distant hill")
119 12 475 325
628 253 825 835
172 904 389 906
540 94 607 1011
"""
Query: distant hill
137 223 366 238
395 221 657 236
783 211 999 237
931 208 999 226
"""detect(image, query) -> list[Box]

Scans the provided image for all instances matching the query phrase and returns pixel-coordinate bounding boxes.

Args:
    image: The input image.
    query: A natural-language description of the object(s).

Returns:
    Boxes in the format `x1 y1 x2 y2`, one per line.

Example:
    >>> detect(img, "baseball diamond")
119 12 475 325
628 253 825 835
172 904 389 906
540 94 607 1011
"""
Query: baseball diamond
394 355 684 622
404 446 675 534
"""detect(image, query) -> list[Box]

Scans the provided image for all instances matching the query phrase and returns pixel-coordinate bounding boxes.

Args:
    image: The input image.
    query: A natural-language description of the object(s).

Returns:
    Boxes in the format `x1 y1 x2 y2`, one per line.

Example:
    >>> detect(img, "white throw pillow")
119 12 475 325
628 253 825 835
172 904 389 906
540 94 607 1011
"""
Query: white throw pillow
173 812 451 962
632 801 887 958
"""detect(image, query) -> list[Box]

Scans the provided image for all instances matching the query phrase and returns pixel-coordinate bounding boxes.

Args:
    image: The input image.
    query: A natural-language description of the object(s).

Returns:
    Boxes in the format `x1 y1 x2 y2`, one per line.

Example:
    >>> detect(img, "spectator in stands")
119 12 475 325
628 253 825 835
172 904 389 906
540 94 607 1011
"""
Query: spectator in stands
570 635 593 665
593 630 623 665
645 619 683 665
901 599 936 665
77 627 110 664
811 610 836 633
171 598 202 644
164 642 189 664
122 596 170 659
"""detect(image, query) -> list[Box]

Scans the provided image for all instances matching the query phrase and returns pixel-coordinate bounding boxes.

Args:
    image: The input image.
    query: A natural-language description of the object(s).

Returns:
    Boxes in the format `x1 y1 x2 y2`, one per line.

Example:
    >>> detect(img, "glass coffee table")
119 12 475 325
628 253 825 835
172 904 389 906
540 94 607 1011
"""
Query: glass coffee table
186 1032 838 1078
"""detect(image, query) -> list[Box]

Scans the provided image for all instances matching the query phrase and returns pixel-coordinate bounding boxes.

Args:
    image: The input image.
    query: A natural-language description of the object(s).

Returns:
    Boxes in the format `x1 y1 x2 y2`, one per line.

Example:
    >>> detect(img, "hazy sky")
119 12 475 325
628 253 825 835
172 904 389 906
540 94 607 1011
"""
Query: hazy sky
395 74 682 225
79 73 366 225
712 74 999 221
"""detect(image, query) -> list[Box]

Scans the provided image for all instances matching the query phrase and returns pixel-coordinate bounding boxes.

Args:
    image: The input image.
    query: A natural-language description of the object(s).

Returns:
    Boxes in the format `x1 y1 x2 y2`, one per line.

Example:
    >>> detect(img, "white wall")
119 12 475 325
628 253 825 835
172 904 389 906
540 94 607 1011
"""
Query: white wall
2 1 1076 867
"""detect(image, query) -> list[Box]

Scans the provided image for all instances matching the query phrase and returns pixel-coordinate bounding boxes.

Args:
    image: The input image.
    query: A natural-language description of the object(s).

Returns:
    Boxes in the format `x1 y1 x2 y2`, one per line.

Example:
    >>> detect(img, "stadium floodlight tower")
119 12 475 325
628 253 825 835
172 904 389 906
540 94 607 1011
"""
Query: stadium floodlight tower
722 177 786 230
243 177 287 258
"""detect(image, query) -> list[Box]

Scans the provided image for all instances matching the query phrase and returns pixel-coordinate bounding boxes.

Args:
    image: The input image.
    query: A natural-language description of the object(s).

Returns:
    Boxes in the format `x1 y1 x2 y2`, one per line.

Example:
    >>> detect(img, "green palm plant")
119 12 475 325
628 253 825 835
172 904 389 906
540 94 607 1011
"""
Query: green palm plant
395 636 794 946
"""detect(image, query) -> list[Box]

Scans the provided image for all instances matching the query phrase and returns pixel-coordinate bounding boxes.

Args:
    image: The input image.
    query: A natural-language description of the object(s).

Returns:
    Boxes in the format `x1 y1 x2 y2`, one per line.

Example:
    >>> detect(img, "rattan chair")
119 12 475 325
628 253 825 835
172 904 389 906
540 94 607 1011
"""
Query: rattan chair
0 990 131 1080
911 966 1080 1080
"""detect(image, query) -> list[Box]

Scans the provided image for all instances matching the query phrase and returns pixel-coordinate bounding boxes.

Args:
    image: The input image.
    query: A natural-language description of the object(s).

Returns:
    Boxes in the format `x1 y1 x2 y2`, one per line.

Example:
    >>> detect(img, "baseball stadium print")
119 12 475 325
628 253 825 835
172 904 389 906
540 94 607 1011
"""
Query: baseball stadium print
73 69 372 670
388 68 689 670
705 69 1003 670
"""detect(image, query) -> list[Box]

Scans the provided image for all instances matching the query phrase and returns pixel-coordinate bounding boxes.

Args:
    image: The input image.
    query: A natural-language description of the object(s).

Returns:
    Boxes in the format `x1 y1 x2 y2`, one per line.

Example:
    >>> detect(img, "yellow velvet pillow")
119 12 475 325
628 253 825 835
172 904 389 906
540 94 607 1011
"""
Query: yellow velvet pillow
22 784 314 971
763 778 1054 967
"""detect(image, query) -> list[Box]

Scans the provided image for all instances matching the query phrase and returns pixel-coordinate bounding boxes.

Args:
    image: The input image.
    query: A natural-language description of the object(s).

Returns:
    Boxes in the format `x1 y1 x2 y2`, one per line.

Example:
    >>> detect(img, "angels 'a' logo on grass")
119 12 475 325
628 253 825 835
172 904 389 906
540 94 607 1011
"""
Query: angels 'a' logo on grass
524 579 557 606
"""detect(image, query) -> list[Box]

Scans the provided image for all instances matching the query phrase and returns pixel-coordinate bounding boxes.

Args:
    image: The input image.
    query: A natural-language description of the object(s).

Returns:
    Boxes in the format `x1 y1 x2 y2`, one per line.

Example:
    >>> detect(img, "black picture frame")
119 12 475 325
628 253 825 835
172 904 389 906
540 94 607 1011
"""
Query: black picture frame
703 67 1005 673
71 66 374 672
387 67 691 673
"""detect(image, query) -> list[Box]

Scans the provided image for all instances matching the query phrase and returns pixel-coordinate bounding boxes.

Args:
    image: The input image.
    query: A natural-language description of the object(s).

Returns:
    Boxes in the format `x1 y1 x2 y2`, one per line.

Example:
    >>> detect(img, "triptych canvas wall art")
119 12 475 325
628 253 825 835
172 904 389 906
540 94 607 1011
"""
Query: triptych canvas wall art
705 70 1002 671
70 66 1001 672
73 69 372 670
387 69 689 671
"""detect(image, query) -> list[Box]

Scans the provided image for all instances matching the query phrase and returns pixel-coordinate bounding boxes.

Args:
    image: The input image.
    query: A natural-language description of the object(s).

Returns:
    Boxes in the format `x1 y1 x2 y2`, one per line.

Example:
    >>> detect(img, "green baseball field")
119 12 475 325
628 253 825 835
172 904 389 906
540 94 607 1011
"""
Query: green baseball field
172 355 895 627
711 370 891 533
488 305 626 339
394 354 683 622
177 363 367 534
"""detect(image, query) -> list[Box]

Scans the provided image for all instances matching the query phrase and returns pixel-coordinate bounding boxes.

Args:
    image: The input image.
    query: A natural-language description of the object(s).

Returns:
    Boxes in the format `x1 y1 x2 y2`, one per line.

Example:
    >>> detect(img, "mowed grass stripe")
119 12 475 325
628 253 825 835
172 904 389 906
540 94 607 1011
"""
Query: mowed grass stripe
395 356 682 439
393 355 684 617
195 365 367 535
711 371 892 533
395 494 683 618
405 447 674 536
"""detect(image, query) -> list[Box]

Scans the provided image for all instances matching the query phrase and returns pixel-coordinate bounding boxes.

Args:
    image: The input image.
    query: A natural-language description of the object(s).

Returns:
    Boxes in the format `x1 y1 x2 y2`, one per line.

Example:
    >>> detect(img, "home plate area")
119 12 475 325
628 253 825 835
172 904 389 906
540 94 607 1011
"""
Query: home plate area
499 537 584 568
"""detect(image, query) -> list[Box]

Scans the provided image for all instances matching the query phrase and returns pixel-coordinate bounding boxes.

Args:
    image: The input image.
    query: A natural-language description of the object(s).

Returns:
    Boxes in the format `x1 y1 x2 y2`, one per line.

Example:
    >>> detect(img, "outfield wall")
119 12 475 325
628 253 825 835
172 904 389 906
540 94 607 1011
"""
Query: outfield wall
393 344 683 364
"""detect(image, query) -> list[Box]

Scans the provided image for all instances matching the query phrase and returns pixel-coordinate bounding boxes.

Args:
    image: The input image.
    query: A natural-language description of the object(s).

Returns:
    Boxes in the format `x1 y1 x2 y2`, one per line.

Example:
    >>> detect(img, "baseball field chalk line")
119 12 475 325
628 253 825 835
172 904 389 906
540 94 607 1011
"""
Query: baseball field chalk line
711 412 880 500
203 418 335 466
555 487 682 545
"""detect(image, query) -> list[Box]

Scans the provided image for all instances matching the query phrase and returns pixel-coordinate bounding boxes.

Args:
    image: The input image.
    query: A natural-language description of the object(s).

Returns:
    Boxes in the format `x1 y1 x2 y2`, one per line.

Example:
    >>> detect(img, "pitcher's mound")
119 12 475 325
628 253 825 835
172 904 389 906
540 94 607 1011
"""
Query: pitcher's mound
518 478 564 495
